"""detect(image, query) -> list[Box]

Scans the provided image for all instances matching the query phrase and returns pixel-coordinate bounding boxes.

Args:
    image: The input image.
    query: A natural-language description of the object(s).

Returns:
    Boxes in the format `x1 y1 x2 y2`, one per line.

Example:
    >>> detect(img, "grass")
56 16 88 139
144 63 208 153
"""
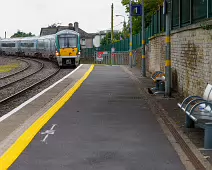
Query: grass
0 63 20 73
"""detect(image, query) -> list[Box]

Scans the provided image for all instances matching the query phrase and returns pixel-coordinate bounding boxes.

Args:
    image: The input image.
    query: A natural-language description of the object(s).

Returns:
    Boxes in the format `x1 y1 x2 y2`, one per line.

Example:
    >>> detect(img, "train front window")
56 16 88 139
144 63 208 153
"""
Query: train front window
58 34 77 48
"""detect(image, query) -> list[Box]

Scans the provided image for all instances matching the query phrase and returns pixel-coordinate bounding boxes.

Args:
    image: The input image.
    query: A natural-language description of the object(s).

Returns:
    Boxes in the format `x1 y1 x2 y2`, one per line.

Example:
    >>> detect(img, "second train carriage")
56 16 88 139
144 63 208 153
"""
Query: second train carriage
0 30 81 68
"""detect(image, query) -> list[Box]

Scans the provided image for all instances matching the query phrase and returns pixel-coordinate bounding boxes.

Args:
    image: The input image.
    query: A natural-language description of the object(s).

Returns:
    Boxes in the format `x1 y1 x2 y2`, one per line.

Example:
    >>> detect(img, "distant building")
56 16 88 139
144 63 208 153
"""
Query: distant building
40 22 119 48
40 22 96 49
92 30 119 48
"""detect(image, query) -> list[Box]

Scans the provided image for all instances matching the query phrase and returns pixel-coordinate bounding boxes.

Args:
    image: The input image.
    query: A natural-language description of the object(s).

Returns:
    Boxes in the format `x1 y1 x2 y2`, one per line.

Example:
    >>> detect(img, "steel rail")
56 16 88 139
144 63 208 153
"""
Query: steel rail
0 66 60 104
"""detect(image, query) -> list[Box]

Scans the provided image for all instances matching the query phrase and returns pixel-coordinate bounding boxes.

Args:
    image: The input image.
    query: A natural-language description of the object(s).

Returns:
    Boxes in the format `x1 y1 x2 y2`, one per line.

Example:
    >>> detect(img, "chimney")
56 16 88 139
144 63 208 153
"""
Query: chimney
74 22 79 32
69 23 73 29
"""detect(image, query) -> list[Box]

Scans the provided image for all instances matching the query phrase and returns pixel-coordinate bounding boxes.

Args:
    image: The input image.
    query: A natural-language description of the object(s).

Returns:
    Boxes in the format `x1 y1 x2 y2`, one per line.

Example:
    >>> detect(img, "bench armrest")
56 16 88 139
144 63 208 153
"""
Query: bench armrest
178 96 203 109
184 98 207 112
189 101 212 115
185 111 198 121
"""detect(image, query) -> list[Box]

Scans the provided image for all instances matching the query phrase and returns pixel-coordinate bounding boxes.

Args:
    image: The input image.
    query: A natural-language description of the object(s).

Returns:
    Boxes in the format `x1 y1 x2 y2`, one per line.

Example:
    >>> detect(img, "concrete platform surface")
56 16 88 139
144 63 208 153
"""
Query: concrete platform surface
0 64 91 157
10 66 186 170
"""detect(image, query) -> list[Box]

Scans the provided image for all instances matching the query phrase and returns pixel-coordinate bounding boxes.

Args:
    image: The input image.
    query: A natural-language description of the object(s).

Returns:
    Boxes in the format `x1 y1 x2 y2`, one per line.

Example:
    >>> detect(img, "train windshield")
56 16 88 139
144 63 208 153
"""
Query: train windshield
58 34 77 48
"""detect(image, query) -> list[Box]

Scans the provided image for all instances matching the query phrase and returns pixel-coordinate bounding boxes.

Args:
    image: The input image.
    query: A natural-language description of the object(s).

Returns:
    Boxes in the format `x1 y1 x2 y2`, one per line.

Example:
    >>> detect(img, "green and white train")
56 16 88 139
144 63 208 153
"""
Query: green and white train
0 29 81 67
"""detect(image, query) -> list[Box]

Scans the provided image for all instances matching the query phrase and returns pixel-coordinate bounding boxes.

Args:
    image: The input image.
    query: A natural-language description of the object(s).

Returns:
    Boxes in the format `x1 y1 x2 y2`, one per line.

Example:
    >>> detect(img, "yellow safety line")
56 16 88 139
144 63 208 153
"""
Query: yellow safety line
0 64 95 170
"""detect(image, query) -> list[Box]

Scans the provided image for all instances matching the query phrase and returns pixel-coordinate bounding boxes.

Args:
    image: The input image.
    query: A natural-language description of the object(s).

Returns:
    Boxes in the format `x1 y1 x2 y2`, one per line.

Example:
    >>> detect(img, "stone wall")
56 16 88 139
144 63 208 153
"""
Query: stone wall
143 20 212 97
147 36 166 73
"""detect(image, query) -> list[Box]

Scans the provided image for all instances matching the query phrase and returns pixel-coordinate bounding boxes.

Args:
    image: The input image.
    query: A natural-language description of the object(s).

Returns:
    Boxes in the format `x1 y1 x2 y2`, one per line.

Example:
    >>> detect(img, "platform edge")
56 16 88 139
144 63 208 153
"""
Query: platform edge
0 64 94 170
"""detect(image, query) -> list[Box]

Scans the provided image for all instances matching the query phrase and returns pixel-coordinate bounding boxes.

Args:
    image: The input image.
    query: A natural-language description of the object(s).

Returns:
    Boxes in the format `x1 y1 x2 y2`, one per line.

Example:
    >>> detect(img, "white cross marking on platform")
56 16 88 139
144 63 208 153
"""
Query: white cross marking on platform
40 124 57 144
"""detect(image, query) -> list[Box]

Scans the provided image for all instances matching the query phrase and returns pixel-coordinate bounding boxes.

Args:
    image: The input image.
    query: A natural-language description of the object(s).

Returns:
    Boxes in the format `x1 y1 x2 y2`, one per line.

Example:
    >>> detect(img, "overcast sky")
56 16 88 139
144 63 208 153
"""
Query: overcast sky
0 0 128 38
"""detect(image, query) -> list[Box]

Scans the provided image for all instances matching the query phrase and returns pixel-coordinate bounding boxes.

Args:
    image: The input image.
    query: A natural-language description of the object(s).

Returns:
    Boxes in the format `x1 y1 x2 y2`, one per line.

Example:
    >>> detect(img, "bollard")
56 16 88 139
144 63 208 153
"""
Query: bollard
159 81 165 91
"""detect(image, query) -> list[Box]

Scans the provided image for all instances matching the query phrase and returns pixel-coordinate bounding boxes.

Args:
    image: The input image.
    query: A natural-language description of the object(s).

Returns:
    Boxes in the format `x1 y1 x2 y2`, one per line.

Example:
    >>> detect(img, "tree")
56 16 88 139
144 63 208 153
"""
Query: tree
100 31 124 46
121 0 163 34
122 21 130 39
11 30 35 38
100 33 111 46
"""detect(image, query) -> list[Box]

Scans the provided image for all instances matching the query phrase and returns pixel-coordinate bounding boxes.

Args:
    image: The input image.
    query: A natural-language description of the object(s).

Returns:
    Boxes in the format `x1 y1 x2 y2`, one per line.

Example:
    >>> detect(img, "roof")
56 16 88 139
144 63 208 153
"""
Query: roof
56 29 79 36
78 28 94 39
40 26 95 39
1 36 39 42
40 27 57 36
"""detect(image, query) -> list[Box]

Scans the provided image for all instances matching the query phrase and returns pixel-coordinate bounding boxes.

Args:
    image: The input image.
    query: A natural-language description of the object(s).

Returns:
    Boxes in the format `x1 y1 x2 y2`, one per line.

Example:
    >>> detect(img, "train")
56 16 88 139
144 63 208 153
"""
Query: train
0 29 81 68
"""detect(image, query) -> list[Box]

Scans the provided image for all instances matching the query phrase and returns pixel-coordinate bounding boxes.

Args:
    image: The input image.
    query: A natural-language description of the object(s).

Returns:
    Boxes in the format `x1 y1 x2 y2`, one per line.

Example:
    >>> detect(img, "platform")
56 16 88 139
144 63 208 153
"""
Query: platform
1 65 186 170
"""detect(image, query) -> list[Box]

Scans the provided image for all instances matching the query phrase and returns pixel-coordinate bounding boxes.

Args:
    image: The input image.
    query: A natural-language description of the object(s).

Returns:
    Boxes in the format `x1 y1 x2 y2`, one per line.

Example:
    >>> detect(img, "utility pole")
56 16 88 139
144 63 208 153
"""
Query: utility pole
99 31 101 47
5 31 6 39
165 0 172 97
129 0 133 68
111 3 114 43
141 0 146 76
111 3 114 65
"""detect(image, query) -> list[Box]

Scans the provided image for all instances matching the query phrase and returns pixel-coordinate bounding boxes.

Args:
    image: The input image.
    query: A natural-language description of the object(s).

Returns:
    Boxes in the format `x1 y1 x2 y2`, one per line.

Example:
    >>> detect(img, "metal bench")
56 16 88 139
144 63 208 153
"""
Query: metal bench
178 84 212 112
151 71 165 95
177 84 212 149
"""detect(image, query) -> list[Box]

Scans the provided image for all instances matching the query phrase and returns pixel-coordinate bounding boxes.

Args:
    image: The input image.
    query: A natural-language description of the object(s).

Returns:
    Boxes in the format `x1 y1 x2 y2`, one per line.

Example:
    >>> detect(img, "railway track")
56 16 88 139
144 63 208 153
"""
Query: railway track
0 56 60 104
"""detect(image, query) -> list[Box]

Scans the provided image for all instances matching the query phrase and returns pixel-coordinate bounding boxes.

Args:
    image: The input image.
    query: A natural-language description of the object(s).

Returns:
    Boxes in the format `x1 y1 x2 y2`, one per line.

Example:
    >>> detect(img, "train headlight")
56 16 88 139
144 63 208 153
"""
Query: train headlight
56 51 60 56
78 51 80 55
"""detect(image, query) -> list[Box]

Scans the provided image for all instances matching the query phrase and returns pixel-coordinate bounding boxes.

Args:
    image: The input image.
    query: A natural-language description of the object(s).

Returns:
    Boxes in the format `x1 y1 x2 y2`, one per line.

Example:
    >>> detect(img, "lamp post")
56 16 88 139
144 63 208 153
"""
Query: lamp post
116 14 127 39
115 15 126 25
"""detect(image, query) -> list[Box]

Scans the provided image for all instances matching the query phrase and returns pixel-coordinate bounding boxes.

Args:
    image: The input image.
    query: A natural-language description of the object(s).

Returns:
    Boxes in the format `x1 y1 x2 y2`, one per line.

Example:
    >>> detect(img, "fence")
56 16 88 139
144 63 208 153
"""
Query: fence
97 32 144 52
80 51 131 65
82 0 212 58
81 48 95 58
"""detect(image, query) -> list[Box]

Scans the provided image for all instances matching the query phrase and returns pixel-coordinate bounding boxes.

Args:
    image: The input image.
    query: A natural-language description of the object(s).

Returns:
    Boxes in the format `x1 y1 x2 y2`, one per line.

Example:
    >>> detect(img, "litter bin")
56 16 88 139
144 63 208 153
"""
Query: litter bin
155 80 160 90
159 81 165 91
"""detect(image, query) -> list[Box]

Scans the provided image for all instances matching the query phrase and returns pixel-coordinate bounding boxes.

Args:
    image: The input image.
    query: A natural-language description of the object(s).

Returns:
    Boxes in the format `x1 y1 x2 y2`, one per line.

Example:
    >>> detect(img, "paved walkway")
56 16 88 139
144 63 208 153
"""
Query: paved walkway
10 66 186 170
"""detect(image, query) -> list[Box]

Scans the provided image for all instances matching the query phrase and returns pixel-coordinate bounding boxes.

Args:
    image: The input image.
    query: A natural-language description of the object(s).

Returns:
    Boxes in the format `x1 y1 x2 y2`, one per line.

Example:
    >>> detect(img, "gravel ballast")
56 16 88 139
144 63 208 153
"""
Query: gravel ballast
0 56 75 117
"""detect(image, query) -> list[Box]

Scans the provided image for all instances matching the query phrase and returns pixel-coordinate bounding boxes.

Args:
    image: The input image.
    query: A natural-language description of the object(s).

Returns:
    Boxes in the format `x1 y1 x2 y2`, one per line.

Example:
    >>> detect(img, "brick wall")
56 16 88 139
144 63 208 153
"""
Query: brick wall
143 20 212 97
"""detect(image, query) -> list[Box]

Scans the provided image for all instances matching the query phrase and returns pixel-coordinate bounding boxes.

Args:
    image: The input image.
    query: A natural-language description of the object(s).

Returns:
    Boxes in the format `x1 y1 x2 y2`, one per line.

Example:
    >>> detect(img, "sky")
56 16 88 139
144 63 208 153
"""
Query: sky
0 0 128 38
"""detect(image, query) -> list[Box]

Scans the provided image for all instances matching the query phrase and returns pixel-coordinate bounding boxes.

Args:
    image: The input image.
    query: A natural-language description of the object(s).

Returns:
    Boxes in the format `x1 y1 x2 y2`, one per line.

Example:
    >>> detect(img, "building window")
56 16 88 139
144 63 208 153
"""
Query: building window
81 39 86 45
